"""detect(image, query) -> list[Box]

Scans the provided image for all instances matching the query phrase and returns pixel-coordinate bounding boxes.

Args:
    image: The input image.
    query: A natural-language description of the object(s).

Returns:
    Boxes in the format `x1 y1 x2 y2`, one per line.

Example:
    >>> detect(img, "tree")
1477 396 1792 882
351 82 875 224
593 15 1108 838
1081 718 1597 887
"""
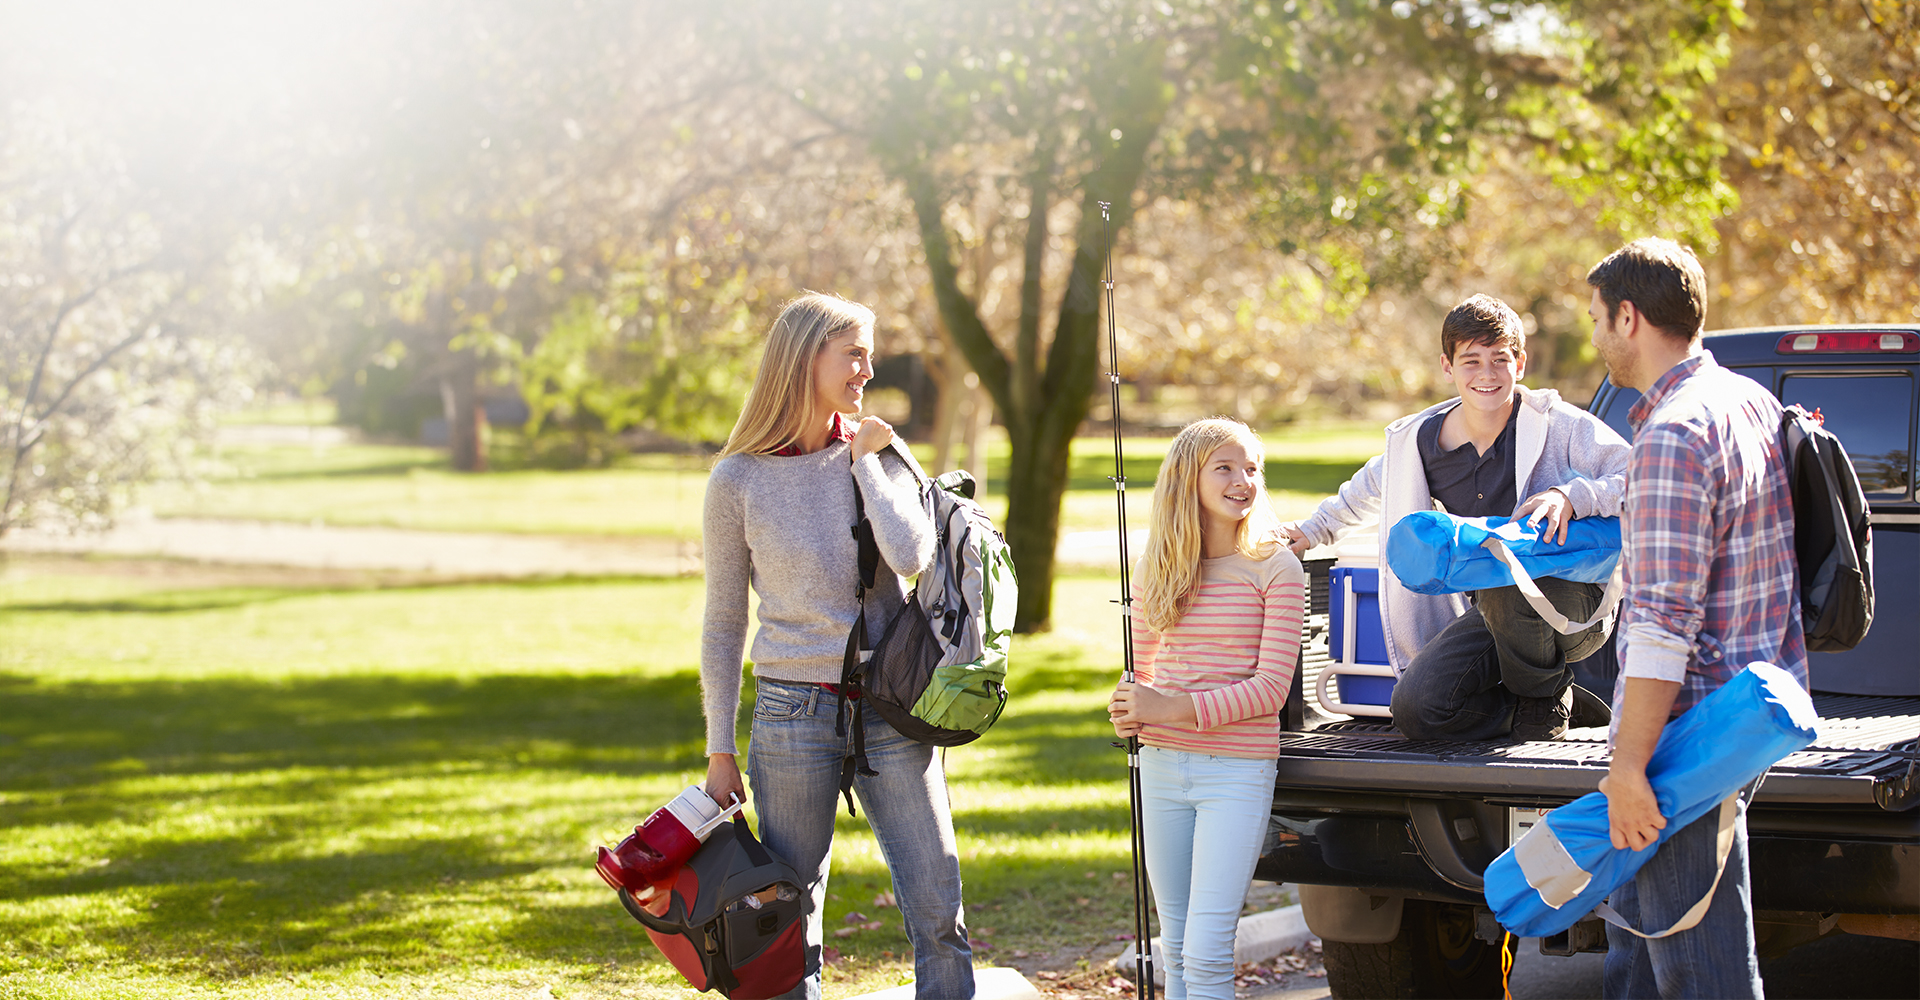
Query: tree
257 0 944 467
0 106 242 536
1708 0 1919 326
717 0 1741 630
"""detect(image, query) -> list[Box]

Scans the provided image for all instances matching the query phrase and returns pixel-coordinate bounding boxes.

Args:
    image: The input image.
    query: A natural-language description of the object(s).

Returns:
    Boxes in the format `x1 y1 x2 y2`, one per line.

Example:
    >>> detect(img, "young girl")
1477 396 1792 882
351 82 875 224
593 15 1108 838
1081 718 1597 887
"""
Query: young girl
1109 417 1306 1000
700 293 973 1000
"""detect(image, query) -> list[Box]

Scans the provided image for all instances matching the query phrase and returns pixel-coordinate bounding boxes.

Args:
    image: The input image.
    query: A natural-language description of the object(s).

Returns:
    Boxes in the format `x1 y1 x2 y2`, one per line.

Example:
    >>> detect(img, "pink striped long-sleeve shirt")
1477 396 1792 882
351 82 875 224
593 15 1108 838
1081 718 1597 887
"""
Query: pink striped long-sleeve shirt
1133 546 1306 758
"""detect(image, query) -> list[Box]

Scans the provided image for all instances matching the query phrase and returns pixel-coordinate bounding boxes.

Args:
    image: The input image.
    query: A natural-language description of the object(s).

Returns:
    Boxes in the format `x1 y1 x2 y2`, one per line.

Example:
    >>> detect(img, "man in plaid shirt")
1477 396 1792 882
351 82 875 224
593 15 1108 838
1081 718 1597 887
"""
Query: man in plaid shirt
1585 238 1807 999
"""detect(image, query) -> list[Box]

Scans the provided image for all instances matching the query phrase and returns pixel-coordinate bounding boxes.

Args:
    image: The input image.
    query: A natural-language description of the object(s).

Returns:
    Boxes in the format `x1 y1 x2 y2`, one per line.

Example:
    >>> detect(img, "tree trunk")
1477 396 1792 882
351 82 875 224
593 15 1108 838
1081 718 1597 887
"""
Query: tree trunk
441 355 488 472
1003 219 1118 629
961 374 989 488
928 344 964 474
892 39 1168 631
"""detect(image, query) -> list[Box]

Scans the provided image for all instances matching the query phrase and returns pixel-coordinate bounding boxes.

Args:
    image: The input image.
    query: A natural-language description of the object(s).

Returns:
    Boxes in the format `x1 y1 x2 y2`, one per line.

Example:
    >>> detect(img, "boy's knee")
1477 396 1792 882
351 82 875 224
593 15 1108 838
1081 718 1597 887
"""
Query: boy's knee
1475 585 1534 630
1390 682 1442 739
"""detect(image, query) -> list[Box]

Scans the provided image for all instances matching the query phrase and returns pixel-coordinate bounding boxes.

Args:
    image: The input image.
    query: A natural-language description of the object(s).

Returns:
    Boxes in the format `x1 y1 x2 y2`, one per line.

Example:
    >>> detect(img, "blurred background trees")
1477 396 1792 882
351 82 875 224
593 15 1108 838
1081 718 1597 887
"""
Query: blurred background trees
2 0 1914 625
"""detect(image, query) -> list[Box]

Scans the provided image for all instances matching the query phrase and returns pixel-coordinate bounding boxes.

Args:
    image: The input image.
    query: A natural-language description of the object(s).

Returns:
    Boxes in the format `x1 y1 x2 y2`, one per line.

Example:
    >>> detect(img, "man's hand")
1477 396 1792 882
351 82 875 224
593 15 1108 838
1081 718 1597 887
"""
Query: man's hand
705 753 747 809
1599 765 1667 851
1279 524 1311 557
851 416 895 459
1518 488 1573 545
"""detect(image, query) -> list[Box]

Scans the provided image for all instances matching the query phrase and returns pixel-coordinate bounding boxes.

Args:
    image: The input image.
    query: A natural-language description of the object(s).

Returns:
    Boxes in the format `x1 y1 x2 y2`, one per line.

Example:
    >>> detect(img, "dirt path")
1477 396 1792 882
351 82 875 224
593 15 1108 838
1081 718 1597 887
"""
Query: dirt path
4 517 1133 577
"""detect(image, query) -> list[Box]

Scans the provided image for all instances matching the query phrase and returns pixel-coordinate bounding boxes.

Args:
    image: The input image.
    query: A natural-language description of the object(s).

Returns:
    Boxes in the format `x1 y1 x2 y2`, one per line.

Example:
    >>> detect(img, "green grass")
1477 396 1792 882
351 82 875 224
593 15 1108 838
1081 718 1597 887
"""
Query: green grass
151 423 1383 539
0 558 1144 998
149 449 713 540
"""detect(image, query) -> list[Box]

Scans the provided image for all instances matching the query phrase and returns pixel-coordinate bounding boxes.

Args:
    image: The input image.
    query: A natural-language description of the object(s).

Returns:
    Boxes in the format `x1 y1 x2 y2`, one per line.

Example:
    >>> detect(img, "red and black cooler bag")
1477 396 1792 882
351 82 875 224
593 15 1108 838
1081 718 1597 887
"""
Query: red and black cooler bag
616 817 806 999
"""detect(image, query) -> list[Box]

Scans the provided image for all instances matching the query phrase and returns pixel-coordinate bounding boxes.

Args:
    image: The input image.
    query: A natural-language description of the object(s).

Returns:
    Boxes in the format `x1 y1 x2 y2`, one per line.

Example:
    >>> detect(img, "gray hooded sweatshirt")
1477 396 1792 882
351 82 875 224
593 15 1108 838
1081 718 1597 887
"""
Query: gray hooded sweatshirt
1291 385 1631 673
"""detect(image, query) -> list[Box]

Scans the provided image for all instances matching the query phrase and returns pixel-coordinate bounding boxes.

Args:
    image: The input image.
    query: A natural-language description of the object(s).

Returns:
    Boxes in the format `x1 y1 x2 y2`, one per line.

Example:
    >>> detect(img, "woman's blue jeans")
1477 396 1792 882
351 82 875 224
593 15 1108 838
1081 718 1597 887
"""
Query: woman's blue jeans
1139 745 1279 1000
746 678 973 1000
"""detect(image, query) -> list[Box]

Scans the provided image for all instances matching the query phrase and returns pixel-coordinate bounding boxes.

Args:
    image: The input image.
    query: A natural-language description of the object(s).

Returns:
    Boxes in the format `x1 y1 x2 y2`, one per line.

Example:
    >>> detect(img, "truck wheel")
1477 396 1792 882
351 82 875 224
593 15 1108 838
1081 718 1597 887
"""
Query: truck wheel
1322 900 1503 999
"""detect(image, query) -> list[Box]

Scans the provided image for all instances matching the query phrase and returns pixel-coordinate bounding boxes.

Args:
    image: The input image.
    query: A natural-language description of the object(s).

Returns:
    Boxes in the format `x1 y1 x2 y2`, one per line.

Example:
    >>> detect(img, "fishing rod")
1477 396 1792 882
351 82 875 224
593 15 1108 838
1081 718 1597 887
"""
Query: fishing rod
1101 199 1155 1000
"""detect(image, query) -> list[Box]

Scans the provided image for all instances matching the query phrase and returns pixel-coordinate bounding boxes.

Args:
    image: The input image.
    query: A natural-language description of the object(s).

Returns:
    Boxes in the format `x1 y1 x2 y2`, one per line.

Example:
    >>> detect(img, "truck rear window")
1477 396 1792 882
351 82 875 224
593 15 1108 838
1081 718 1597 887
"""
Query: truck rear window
1780 373 1915 496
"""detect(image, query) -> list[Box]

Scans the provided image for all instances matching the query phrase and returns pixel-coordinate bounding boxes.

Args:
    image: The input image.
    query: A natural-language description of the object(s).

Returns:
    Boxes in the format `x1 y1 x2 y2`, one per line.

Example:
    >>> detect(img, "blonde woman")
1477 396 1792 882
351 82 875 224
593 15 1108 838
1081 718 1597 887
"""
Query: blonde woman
700 293 973 1000
1108 417 1306 1000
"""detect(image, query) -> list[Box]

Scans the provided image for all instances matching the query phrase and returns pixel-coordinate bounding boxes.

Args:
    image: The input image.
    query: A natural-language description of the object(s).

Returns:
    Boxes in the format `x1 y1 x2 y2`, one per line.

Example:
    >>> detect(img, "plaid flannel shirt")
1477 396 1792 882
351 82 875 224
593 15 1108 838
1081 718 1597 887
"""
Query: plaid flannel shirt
1615 351 1809 725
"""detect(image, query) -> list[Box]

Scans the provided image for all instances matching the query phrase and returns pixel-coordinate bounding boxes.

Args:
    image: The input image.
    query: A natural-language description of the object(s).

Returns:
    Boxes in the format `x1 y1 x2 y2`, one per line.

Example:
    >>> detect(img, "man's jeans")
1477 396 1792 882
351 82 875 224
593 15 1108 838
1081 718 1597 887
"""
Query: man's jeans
1391 579 1609 740
747 679 973 1000
1139 746 1279 1000
1603 792 1764 999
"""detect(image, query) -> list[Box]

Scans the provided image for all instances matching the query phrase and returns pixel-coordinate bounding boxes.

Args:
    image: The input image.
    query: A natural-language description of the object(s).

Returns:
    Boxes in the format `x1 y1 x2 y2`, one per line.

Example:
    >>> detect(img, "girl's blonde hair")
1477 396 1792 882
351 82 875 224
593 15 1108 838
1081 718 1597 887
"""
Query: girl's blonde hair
1136 417 1281 632
720 292 875 457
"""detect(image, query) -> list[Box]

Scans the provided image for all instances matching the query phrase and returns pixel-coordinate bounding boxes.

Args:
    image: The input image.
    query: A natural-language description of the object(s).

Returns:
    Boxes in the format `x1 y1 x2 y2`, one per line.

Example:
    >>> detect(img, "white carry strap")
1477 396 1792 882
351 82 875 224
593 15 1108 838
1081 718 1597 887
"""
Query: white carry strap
1480 536 1625 636
1593 794 1741 940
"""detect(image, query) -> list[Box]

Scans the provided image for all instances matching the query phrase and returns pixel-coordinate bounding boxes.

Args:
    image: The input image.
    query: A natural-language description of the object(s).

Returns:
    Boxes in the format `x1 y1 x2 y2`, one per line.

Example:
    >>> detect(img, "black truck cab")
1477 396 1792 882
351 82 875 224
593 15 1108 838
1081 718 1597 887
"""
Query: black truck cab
1586 326 1920 697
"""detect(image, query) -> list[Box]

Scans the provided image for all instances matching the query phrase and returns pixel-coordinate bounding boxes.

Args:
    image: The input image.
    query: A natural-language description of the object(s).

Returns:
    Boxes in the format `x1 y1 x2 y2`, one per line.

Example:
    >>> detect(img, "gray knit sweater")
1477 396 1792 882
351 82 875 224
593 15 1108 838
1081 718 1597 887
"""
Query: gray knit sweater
700 442 935 756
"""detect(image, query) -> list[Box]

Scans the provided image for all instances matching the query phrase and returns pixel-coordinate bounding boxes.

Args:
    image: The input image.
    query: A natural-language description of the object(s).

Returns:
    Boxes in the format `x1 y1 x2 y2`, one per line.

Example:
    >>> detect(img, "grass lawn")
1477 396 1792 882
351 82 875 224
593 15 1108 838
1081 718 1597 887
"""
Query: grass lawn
0 557 1151 998
147 449 715 541
148 423 1383 539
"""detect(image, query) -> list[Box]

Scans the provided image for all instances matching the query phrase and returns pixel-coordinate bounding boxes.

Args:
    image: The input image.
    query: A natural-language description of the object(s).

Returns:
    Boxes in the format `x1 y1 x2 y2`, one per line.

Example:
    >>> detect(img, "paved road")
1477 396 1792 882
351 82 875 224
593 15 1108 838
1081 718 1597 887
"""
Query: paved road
1240 932 1920 999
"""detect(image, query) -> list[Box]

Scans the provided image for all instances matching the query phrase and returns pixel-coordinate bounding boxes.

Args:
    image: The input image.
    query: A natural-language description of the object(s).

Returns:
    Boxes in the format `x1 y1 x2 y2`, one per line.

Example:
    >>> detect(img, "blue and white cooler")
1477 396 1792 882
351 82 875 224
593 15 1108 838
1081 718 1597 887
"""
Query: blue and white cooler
1318 536 1396 718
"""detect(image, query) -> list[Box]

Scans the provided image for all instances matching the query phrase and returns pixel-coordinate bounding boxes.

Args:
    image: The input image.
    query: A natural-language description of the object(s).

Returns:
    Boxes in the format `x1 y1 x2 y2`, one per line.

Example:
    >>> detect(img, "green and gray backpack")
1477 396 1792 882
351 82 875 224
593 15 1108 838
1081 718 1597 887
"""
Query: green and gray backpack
837 447 1016 814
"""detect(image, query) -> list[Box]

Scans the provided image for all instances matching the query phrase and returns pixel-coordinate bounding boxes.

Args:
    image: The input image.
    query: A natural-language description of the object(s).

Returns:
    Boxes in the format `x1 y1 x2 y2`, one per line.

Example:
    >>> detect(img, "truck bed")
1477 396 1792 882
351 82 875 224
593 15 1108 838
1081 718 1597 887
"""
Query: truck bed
1283 612 1920 806
1258 612 1920 913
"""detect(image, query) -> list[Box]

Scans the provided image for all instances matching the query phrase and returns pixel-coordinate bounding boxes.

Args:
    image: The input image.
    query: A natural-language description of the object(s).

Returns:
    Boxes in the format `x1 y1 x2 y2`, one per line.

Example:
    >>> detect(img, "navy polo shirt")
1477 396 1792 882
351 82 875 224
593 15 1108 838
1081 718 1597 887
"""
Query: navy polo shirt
1418 398 1519 517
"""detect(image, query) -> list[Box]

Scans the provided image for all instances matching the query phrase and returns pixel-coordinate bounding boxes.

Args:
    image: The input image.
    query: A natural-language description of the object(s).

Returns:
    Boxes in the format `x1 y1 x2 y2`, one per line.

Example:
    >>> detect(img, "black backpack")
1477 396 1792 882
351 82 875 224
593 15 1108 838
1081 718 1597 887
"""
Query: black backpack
835 448 1016 816
1782 404 1875 652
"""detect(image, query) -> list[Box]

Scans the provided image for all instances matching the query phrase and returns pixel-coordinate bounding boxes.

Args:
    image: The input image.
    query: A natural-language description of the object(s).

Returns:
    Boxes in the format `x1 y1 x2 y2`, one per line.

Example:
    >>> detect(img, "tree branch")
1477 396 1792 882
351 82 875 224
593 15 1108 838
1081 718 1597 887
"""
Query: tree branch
1013 146 1053 419
899 162 1016 422
19 309 169 452
9 259 158 466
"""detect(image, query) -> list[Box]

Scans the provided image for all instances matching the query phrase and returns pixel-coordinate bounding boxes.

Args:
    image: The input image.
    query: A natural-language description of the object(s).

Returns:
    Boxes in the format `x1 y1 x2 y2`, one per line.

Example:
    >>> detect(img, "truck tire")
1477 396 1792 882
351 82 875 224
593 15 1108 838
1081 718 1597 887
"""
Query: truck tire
1322 900 1503 999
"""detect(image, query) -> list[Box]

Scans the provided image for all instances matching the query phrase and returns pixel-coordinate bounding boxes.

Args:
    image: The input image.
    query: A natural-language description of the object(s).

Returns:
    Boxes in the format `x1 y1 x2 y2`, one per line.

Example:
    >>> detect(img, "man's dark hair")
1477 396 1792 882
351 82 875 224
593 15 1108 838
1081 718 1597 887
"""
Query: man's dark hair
1585 238 1707 341
1440 294 1525 361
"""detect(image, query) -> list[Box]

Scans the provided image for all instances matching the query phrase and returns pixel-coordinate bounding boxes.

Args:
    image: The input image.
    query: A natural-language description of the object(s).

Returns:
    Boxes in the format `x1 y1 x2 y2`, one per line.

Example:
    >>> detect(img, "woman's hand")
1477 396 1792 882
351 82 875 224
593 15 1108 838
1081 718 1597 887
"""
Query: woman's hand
705 753 746 809
1109 680 1199 728
851 416 895 459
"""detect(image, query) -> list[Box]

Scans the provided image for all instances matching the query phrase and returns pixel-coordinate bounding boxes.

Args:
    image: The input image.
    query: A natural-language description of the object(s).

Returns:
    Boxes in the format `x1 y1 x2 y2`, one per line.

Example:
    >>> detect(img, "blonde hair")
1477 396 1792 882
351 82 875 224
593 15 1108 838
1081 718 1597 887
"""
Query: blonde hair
1136 417 1281 633
720 292 875 457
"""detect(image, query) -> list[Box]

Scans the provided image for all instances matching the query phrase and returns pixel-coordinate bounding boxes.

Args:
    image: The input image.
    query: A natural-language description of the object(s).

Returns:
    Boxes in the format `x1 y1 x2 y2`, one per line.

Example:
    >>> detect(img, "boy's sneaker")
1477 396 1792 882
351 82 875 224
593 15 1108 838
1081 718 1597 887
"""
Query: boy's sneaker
1512 688 1572 741
1569 684 1612 729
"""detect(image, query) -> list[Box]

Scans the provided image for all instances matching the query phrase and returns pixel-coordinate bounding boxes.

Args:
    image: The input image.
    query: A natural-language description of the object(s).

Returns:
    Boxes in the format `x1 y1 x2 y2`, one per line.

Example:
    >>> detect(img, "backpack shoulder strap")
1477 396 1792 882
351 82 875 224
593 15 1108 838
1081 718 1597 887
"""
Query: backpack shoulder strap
839 453 882 819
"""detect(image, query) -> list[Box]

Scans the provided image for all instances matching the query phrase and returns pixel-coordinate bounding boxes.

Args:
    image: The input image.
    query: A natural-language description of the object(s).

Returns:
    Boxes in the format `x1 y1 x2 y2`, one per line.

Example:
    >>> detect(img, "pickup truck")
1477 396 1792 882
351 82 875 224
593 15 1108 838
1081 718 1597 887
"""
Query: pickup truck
1255 325 1920 998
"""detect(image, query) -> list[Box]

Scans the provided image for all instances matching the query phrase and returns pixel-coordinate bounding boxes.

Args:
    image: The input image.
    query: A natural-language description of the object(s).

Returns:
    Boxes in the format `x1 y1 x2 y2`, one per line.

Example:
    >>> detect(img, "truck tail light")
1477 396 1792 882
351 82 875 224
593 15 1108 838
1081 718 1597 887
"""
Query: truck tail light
1777 330 1920 354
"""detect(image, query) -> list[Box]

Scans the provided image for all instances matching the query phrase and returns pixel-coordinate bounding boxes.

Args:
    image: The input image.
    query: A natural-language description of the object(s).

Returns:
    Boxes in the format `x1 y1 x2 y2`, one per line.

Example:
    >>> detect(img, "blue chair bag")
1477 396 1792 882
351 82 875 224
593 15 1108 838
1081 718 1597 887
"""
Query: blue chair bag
1483 663 1819 938
1387 511 1622 596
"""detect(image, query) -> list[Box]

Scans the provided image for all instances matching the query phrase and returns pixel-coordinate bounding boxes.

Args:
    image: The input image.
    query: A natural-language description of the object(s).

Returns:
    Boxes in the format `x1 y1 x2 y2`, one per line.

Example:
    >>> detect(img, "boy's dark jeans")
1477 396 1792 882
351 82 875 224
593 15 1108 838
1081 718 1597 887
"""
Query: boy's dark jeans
1390 579 1609 741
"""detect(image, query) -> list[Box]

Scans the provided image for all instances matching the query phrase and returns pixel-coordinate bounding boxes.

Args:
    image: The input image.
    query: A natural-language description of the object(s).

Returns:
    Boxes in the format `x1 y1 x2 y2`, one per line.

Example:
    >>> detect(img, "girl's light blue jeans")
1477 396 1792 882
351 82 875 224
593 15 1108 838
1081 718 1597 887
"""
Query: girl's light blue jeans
746 678 973 1000
1139 744 1279 1000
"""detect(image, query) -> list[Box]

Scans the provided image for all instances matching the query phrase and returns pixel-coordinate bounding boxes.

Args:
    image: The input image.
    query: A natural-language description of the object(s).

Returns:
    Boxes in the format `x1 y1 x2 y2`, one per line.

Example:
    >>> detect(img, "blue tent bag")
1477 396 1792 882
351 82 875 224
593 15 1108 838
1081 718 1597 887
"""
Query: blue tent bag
1483 663 1820 938
1387 512 1622 596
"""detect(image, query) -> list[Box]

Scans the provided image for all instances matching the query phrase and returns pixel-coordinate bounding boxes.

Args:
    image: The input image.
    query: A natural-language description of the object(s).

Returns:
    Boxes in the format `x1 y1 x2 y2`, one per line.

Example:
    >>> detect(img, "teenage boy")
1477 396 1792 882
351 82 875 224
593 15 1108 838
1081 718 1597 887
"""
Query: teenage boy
1281 294 1631 741
1588 238 1806 999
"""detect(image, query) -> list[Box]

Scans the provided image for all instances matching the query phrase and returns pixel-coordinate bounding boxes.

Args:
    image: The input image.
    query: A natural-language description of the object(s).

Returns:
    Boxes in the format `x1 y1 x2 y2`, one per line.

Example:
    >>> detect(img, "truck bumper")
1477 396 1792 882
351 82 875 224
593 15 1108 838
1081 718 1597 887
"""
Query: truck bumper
1254 801 1920 915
